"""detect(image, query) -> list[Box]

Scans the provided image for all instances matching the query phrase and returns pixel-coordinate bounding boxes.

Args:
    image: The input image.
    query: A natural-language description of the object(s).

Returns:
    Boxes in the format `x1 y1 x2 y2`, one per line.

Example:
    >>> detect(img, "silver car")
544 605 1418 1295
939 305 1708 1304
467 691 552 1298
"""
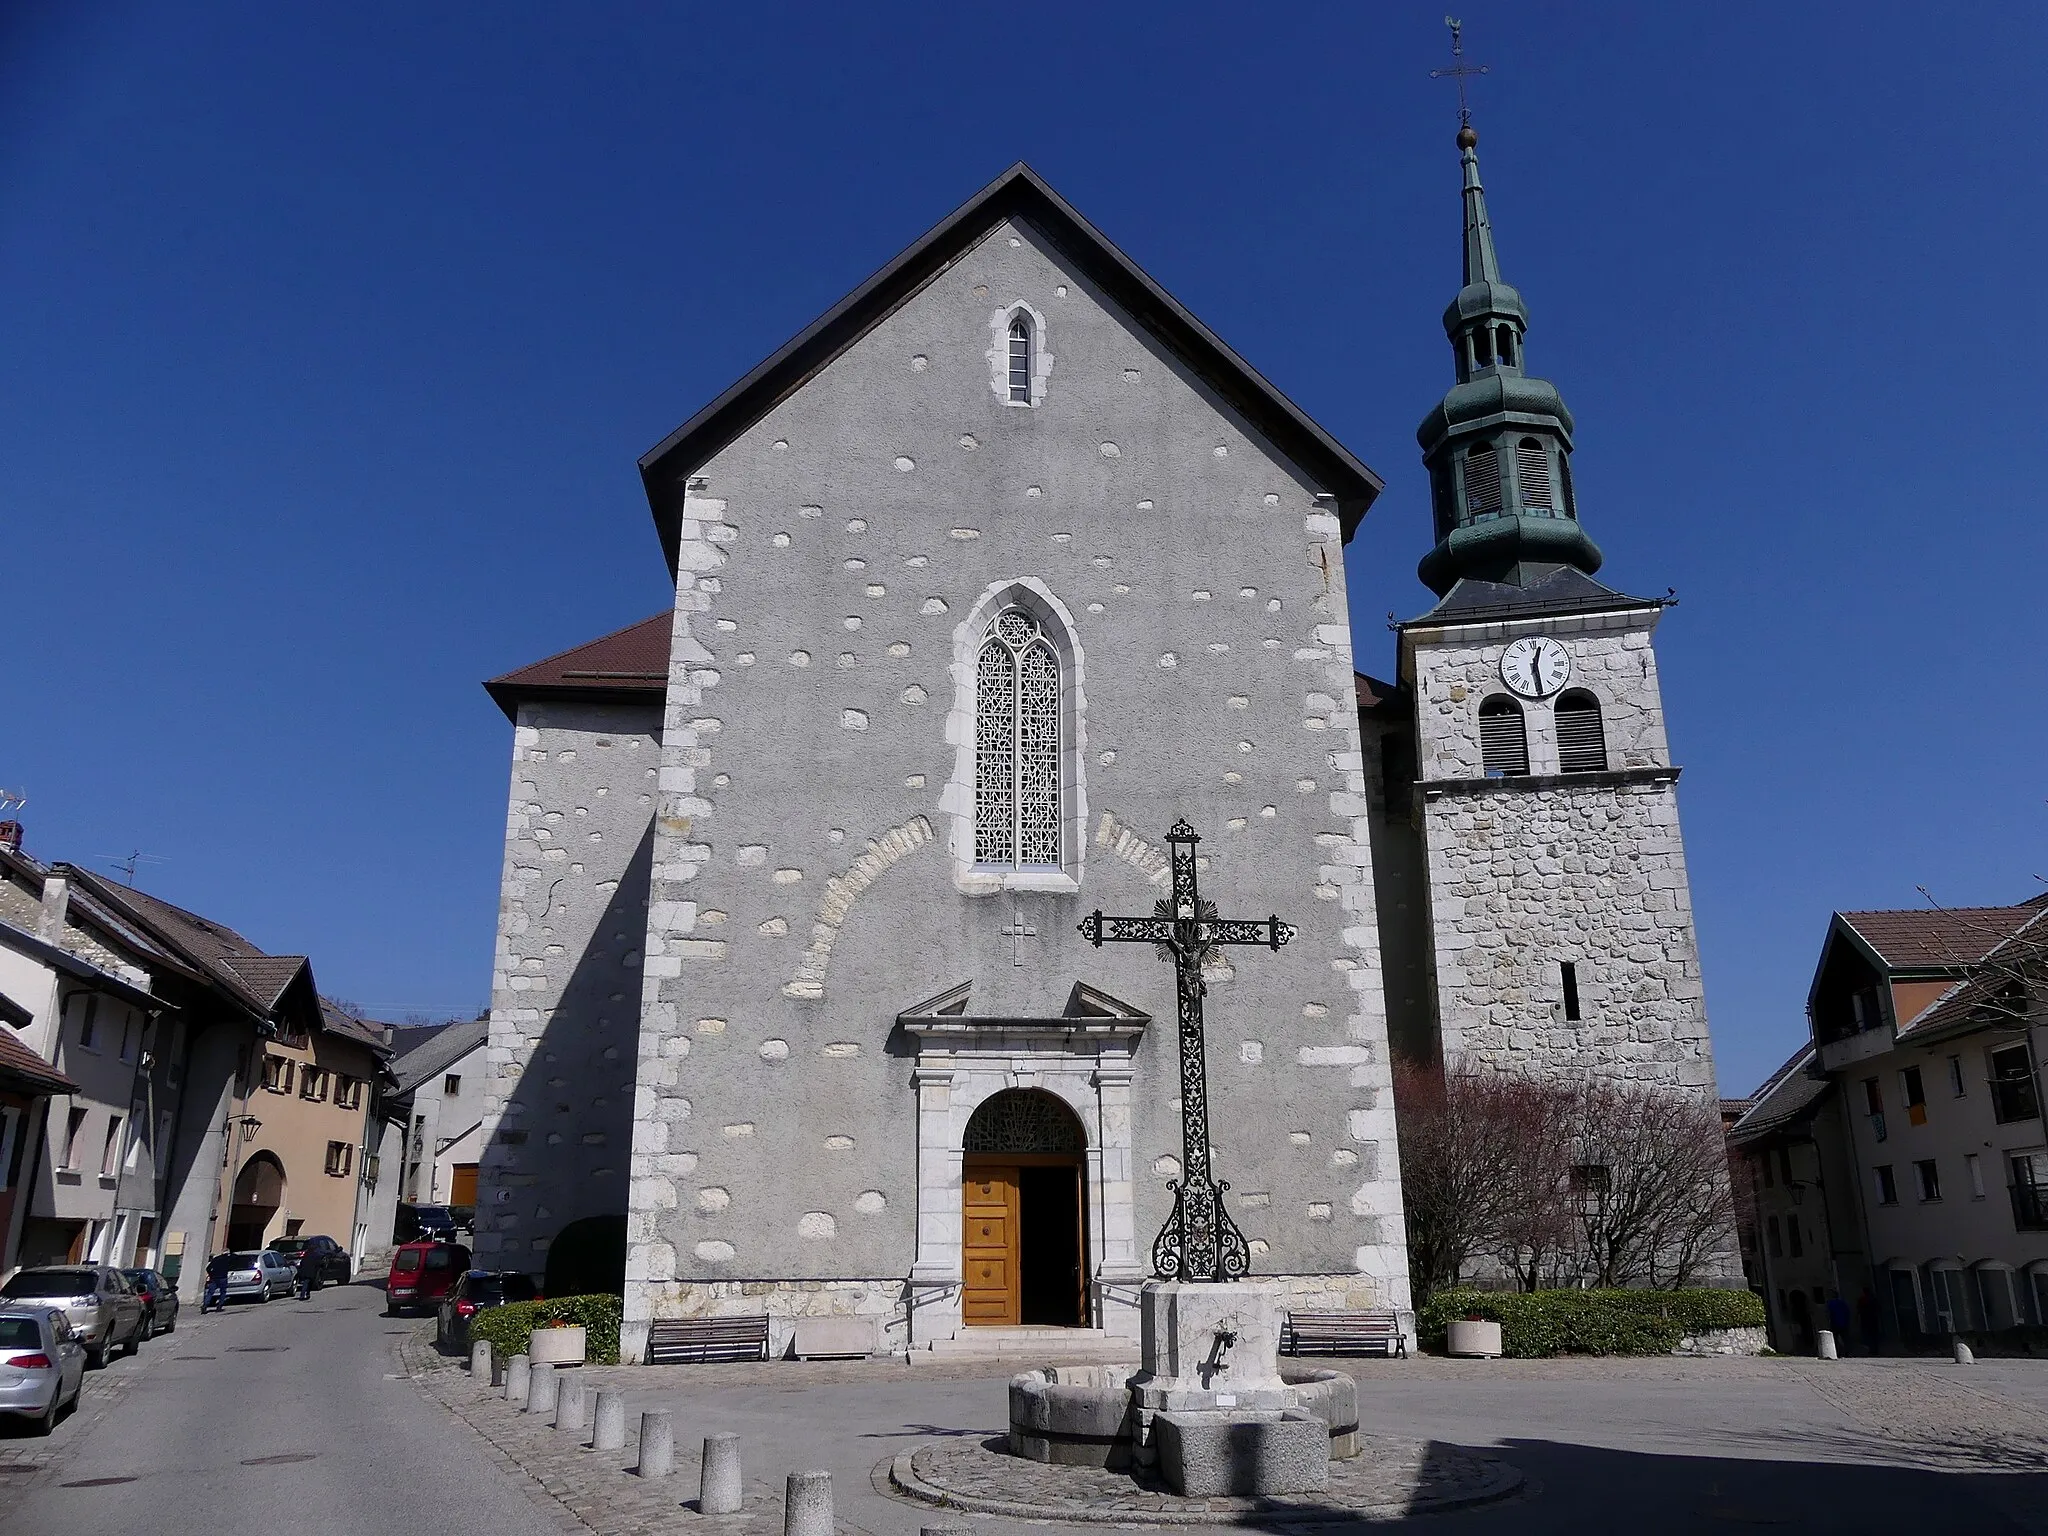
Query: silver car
219 1250 296 1302
0 1306 87 1434
0 1266 145 1367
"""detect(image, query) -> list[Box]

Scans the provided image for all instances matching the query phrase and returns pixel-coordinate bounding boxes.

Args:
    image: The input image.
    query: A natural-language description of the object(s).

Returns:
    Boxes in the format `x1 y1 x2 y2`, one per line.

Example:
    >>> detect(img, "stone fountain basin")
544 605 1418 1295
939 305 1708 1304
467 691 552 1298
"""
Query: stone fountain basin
1008 1364 1358 1470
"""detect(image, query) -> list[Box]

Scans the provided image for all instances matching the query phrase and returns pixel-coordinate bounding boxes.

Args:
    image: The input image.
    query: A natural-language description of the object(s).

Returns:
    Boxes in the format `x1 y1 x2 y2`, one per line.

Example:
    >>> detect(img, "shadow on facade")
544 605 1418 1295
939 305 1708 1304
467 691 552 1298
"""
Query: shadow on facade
477 826 651 1282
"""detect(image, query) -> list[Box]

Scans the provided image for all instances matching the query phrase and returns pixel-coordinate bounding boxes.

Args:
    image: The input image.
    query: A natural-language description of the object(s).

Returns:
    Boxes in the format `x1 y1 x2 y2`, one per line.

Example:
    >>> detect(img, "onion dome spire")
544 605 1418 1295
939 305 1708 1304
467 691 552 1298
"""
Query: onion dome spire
1415 122 1603 596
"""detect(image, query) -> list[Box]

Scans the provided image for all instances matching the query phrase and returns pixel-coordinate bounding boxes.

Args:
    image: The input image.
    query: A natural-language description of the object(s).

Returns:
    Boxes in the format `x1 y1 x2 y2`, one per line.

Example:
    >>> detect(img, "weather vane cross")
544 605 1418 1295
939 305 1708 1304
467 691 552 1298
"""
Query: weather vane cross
1079 819 1295 1284
1429 16 1489 130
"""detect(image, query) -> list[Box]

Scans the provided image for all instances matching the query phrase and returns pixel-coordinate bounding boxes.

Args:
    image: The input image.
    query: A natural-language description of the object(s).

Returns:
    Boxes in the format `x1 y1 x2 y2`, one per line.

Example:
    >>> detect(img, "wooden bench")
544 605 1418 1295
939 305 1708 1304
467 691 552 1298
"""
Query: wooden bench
1282 1309 1408 1359
645 1316 771 1364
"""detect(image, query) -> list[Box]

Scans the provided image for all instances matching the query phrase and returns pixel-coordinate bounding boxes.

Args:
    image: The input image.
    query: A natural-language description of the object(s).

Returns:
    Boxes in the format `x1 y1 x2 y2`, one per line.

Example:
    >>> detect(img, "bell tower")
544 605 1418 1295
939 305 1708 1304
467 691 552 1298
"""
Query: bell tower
1393 111 1725 1115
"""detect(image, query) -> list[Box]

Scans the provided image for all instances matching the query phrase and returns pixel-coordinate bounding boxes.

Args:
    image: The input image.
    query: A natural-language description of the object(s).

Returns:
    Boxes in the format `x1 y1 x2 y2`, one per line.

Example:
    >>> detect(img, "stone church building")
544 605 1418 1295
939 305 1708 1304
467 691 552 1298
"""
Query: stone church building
477 135 1723 1360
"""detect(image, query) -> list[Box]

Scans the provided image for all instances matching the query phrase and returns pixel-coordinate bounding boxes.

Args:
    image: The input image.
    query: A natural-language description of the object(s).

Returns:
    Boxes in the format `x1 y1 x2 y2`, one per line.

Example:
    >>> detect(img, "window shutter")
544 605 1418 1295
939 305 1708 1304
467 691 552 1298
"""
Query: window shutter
1555 692 1607 773
1516 439 1552 509
1464 444 1501 516
1478 697 1528 776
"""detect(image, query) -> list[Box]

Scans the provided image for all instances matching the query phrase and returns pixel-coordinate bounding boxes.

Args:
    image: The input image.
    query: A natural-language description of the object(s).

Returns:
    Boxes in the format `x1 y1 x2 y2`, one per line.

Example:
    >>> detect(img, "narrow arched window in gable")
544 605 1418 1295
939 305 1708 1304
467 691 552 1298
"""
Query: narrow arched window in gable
1464 441 1502 517
1479 694 1529 777
1555 689 1607 773
976 608 1062 866
1516 437 1553 511
1008 314 1033 403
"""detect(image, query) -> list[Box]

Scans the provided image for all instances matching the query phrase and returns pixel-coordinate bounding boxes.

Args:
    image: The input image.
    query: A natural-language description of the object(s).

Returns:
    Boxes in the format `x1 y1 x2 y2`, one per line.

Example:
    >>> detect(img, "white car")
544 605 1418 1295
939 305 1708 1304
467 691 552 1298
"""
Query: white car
219 1250 296 1302
0 1306 87 1435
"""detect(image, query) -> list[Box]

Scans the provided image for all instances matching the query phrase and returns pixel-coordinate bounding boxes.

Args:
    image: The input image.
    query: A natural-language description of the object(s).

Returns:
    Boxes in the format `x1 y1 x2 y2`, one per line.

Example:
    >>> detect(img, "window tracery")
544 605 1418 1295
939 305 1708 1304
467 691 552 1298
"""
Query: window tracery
976 608 1062 866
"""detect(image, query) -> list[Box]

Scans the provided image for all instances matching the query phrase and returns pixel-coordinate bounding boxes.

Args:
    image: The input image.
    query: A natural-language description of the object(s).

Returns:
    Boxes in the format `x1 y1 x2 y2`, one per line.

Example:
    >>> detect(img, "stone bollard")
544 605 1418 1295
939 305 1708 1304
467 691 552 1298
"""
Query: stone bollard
592 1389 626 1452
1953 1335 1976 1365
783 1469 832 1536
554 1370 588 1433
527 1360 559 1417
1815 1329 1838 1360
637 1409 675 1479
505 1353 531 1407
470 1338 494 1379
699 1432 743 1515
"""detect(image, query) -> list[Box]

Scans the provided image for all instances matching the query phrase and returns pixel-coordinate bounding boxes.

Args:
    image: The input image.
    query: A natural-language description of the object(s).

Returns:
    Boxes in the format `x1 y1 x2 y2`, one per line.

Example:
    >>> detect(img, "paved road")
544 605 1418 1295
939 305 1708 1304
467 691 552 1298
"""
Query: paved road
0 1282 565 1536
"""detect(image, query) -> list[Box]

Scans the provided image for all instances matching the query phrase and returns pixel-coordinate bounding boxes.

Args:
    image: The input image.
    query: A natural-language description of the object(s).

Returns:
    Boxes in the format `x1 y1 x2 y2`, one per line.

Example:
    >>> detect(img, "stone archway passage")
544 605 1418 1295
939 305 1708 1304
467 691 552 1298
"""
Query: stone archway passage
961 1090 1086 1328
228 1152 286 1251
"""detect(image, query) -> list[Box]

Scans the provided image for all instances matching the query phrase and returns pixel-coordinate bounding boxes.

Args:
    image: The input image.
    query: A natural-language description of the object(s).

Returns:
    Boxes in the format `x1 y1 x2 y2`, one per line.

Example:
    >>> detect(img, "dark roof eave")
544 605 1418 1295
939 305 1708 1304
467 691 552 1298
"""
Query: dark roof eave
482 679 668 724
638 162 1382 574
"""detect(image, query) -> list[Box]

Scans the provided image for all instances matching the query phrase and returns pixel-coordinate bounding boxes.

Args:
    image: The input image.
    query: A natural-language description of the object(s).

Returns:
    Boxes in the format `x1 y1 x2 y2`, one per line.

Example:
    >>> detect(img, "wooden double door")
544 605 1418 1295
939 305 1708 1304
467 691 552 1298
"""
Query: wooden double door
962 1157 1087 1327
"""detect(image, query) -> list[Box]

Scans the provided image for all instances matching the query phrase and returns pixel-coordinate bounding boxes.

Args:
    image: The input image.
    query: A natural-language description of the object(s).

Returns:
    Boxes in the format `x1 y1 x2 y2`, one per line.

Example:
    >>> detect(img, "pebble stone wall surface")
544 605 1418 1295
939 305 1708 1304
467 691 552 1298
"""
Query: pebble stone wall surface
475 701 663 1272
1405 613 1720 1095
618 214 1412 1359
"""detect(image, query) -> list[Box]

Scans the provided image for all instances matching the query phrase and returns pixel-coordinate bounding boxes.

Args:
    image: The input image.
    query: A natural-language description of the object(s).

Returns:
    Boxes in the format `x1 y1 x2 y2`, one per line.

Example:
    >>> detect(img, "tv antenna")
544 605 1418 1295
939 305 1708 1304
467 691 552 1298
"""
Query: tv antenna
96 850 168 886
0 788 25 815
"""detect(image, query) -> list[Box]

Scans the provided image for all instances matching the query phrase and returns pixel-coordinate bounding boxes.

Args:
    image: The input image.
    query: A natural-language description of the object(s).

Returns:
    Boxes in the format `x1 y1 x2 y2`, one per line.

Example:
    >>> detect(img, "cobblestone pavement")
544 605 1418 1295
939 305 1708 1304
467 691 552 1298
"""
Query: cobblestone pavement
891 1434 1520 1524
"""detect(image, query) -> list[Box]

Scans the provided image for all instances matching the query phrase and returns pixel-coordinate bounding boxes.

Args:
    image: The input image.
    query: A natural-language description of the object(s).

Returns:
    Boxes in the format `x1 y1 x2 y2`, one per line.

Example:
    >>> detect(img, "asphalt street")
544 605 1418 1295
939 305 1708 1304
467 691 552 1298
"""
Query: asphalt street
0 1282 564 1536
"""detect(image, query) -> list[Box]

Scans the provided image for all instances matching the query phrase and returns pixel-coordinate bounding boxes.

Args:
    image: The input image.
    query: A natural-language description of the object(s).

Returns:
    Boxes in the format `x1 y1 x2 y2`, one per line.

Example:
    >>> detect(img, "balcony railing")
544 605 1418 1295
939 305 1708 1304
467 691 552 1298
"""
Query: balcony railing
2013 1183 2048 1233
1991 1075 2041 1125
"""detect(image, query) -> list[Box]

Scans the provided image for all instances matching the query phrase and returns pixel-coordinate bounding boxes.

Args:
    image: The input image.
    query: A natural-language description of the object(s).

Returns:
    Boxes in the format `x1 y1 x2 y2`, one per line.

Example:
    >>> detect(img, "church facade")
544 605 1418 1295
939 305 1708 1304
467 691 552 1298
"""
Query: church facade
476 141 1727 1359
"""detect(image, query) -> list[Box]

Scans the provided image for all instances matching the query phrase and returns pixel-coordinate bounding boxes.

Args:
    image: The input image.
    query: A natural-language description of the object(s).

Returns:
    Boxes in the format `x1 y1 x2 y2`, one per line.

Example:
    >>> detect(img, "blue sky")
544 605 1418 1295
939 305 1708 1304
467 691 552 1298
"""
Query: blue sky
3 3 2042 1093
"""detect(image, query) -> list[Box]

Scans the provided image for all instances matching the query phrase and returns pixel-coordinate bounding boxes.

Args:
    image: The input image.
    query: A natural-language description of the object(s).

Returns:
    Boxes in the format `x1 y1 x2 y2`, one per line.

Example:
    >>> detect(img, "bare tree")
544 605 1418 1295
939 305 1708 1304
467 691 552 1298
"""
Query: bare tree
1566 1081 1736 1288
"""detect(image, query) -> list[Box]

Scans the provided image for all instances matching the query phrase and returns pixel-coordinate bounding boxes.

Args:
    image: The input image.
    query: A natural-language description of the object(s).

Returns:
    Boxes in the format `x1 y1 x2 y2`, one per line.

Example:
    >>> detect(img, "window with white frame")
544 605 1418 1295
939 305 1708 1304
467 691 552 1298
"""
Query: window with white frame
974 607 1062 867
1008 314 1032 403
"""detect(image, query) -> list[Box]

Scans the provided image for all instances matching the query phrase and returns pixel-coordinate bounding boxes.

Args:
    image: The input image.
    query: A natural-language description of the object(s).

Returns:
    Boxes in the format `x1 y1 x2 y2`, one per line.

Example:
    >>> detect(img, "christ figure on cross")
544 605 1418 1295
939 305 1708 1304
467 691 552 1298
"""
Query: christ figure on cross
1079 819 1295 1284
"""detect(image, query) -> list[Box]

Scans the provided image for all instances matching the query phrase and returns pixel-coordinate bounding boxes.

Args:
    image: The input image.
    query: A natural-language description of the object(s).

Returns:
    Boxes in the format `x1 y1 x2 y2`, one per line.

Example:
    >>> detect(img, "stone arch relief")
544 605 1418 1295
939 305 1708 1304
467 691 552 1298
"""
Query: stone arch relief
781 815 934 1000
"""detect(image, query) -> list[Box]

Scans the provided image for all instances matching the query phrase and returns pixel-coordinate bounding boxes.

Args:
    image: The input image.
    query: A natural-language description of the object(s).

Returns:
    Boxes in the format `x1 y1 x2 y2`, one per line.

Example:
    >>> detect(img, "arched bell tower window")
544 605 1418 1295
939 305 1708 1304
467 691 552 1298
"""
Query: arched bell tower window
1516 437 1553 512
1464 441 1502 518
1479 694 1529 777
976 608 1062 867
1496 325 1516 367
1007 315 1032 403
1555 690 1607 773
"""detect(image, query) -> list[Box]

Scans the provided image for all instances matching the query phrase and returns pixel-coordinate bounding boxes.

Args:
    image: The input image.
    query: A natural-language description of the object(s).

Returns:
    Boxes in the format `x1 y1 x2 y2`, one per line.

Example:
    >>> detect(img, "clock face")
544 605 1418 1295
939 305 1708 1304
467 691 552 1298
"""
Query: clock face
1500 636 1571 699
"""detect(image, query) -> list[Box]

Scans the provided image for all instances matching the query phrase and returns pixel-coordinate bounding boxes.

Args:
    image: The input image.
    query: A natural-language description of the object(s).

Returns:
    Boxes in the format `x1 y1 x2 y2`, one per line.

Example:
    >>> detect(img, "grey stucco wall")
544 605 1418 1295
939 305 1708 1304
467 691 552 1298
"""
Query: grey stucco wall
474 700 661 1275
626 215 1410 1344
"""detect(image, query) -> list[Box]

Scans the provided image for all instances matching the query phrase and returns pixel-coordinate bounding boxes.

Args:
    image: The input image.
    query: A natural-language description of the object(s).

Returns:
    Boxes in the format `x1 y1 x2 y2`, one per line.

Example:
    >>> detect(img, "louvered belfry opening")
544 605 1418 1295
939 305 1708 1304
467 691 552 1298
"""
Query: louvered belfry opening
1478 694 1529 776
1515 437 1552 510
1465 441 1502 517
1555 690 1608 773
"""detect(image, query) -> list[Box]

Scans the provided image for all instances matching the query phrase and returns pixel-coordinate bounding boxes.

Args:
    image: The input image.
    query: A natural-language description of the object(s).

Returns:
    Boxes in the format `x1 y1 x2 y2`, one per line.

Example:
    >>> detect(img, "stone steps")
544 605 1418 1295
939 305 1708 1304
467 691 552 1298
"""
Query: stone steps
916 1326 1133 1364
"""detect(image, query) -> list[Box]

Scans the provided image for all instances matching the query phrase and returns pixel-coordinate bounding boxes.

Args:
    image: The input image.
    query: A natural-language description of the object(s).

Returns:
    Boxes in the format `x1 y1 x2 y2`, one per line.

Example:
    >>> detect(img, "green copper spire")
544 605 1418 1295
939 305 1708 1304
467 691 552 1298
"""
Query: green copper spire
1416 125 1603 597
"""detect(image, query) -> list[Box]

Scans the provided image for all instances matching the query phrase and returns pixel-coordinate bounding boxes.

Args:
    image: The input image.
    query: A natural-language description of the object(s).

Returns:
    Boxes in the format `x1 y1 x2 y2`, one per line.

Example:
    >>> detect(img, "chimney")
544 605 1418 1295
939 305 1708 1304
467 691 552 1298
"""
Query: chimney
0 821 21 853
38 875 70 943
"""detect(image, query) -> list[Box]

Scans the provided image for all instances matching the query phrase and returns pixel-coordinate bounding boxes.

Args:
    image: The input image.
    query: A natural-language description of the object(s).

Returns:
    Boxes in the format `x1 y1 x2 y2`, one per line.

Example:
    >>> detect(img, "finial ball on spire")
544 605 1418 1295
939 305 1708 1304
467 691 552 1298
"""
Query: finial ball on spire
1457 125 1478 150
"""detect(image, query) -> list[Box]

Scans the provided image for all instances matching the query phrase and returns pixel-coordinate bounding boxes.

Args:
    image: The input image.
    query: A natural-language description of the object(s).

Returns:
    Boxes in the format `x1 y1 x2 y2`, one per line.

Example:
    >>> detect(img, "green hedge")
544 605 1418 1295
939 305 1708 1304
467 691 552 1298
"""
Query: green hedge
1419 1288 1766 1357
470 1294 624 1366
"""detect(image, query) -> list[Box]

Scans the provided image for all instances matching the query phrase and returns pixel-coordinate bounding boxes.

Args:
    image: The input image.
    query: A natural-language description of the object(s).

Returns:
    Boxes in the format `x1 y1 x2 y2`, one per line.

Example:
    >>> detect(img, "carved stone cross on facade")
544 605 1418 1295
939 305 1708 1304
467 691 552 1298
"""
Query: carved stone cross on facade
1078 819 1295 1284
999 903 1037 967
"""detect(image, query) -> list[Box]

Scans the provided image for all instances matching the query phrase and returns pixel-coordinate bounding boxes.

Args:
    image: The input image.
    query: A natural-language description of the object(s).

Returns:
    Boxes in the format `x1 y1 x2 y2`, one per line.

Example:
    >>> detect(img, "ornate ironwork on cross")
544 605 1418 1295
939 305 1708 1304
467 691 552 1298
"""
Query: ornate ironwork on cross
1078 819 1295 1284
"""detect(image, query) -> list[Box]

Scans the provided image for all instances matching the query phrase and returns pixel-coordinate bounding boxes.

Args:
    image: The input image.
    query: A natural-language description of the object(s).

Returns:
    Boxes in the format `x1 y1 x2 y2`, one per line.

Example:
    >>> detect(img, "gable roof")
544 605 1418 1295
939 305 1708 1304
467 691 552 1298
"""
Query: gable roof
484 613 672 723
389 1014 489 1094
1836 898 2047 971
0 1018 75 1094
1728 1043 1830 1145
638 161 1383 574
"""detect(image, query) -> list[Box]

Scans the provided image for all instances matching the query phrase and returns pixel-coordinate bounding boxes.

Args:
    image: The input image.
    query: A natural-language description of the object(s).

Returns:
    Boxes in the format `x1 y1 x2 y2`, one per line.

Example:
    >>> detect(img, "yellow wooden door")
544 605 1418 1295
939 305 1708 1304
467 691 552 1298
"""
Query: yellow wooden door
962 1164 1019 1325
449 1164 479 1206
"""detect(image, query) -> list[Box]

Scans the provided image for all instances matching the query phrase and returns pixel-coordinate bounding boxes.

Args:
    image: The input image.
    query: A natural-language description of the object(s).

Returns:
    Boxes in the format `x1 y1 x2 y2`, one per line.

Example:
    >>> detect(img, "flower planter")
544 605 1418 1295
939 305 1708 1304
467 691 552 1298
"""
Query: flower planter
1446 1320 1503 1359
528 1325 587 1368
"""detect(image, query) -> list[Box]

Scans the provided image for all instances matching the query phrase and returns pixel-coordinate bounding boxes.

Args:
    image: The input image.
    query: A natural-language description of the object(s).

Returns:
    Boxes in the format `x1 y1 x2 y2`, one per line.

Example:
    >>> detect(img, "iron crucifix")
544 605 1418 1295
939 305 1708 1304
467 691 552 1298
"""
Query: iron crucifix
1078 819 1295 1284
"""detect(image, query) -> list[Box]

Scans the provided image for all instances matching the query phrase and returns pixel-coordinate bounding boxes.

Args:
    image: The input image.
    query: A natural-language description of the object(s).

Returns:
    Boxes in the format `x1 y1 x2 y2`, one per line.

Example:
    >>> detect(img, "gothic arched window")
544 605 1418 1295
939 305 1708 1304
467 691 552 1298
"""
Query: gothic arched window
1008 314 1033 403
1479 694 1529 777
976 607 1062 866
1516 437 1553 511
1464 441 1502 518
1555 690 1607 773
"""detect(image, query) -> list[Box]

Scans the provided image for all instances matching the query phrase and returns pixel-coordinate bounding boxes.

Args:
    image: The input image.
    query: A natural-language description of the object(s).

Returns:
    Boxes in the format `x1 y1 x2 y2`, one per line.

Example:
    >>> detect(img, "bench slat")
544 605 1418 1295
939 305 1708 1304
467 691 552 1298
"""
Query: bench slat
1281 1309 1407 1359
646 1316 770 1364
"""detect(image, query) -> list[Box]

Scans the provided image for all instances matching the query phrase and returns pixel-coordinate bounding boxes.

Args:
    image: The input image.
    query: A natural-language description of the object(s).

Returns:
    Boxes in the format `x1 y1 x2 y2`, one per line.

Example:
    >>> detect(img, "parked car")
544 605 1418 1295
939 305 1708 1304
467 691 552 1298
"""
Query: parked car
397 1203 460 1244
0 1306 86 1435
384 1240 472 1316
266 1235 352 1288
121 1269 180 1336
0 1266 146 1366
434 1269 540 1350
217 1251 296 1303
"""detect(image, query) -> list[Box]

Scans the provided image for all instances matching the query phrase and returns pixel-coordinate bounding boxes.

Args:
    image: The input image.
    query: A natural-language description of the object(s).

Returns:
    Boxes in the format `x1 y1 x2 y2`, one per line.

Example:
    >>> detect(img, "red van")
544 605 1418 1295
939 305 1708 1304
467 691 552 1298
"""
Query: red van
383 1241 472 1316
